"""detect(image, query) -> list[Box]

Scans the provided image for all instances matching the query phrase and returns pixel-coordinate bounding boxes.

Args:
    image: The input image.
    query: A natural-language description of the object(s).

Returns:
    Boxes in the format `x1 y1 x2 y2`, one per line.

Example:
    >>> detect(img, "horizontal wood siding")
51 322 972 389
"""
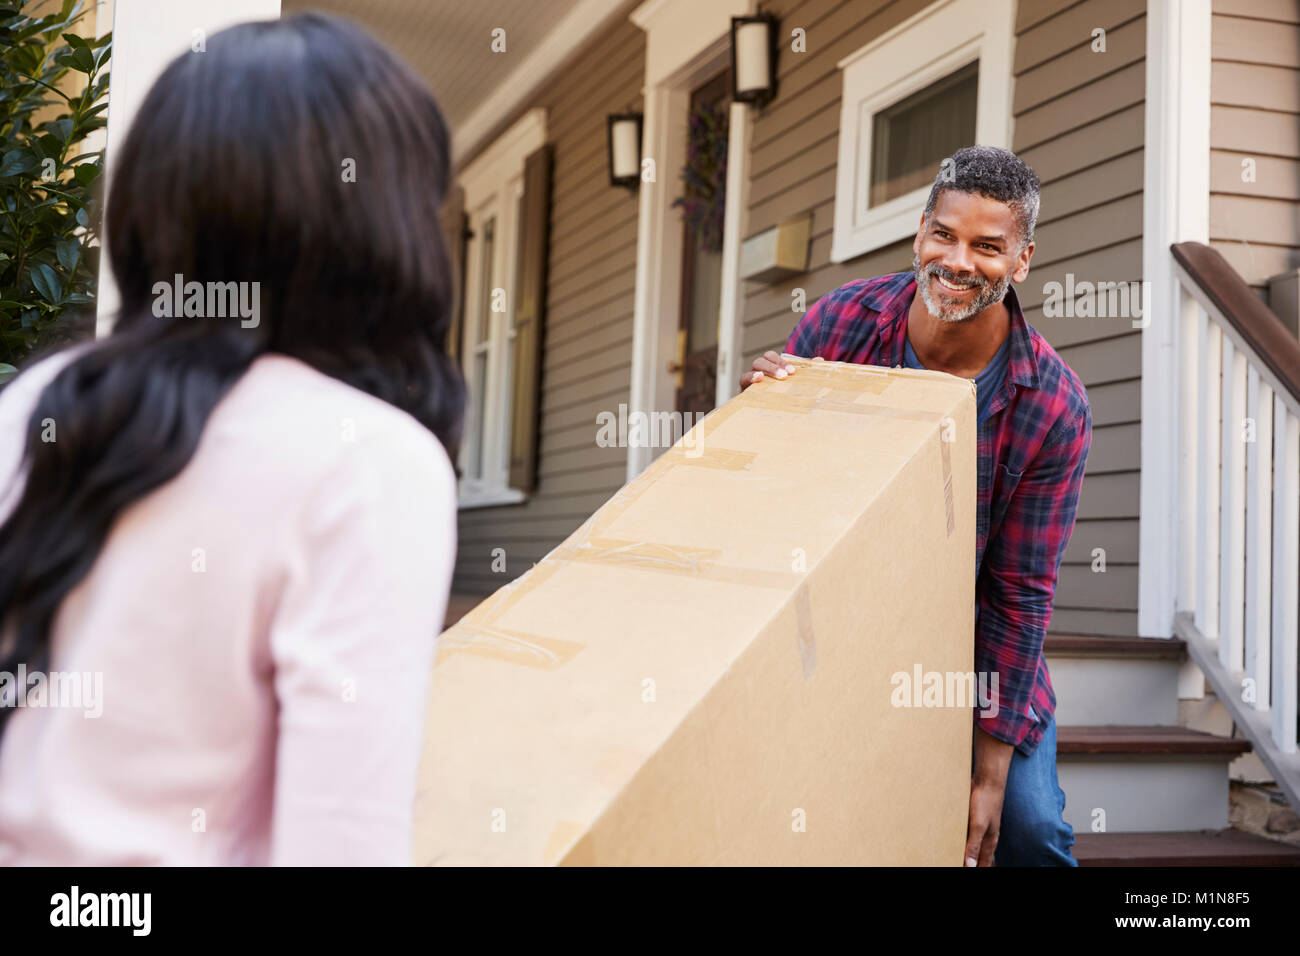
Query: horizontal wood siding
450 12 643 594
1209 0 1300 289
738 0 1147 636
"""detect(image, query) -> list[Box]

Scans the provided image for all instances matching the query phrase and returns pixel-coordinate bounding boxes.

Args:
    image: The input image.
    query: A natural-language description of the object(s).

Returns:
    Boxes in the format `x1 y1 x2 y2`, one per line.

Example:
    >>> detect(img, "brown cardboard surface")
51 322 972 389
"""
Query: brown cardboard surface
414 357 977 865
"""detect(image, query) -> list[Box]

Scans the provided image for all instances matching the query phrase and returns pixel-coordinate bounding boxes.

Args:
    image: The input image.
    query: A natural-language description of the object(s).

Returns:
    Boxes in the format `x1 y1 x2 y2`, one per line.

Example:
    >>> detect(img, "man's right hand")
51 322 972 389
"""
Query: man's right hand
739 351 796 391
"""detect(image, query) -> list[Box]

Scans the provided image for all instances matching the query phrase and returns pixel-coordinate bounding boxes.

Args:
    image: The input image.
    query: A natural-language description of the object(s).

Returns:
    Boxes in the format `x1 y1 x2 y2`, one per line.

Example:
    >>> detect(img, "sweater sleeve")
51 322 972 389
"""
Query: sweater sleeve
267 423 457 866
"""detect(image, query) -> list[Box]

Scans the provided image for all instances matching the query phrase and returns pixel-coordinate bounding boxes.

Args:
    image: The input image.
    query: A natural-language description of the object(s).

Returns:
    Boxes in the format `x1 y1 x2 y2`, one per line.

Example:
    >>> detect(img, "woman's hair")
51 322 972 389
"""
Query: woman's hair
0 13 465 734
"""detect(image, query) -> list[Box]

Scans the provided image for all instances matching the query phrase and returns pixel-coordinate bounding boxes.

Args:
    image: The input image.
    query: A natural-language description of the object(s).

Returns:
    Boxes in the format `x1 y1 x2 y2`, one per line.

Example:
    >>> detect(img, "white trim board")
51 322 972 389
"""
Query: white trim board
626 0 755 482
96 0 283 336
830 0 1015 263
1138 0 1210 640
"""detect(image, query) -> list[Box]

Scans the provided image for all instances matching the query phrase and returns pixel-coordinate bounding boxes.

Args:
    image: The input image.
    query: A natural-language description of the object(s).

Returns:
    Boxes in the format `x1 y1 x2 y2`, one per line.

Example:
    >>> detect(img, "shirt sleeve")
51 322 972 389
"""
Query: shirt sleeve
784 287 833 358
974 404 1091 749
267 424 457 866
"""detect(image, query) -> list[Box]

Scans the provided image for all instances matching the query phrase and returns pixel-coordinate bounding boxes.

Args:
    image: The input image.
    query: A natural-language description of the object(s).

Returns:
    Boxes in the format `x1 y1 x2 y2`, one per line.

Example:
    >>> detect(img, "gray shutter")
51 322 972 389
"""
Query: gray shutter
508 143 552 493
441 180 469 365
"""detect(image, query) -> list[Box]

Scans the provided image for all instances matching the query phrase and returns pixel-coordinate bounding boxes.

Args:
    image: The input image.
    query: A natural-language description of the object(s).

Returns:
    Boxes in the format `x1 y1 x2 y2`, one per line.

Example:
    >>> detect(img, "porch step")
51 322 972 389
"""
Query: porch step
1045 634 1186 658
1072 828 1300 866
1058 725 1250 755
1045 635 1186 725
1058 726 1250 833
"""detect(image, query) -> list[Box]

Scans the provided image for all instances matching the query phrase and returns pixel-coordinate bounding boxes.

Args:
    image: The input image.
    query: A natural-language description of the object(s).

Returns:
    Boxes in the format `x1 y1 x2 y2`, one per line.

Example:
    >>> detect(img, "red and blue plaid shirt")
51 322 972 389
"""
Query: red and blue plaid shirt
785 272 1091 756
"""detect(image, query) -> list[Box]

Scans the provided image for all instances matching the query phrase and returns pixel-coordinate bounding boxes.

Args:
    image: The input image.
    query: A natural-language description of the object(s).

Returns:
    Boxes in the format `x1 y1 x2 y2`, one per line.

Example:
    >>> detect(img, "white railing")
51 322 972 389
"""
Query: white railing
1171 244 1300 812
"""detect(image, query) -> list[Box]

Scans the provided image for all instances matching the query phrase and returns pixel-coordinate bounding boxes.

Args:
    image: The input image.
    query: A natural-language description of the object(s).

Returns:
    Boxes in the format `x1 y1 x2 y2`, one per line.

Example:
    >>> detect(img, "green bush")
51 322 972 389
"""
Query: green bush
0 0 110 384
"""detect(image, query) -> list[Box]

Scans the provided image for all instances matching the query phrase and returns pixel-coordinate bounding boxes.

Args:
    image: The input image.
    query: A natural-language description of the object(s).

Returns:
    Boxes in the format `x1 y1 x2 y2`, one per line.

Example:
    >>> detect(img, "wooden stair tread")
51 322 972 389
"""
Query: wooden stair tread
1058 725 1252 755
1045 634 1186 658
1073 829 1300 866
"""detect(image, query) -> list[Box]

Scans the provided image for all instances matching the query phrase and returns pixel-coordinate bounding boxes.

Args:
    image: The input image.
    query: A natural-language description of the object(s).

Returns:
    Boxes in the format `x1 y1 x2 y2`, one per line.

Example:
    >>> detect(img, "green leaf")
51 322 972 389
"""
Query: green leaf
56 237 79 271
64 292 93 305
72 161 98 185
45 117 73 142
0 364 18 385
60 43 96 74
0 148 36 177
75 206 87 228
30 263 61 304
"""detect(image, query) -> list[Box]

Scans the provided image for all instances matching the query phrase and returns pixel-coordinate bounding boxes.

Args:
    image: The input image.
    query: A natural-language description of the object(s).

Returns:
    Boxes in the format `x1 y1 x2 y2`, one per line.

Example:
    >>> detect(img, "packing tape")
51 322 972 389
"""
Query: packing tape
435 625 584 670
440 362 962 670
941 430 955 537
794 580 816 679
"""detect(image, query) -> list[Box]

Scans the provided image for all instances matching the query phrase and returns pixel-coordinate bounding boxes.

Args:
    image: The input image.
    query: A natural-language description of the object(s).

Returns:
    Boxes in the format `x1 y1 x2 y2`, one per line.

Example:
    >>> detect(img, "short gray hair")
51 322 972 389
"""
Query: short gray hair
923 145 1040 249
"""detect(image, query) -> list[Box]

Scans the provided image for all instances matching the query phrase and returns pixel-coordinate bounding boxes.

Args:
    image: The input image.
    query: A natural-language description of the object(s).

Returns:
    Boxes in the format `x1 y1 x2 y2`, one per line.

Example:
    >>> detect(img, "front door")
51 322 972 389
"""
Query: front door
672 67 730 417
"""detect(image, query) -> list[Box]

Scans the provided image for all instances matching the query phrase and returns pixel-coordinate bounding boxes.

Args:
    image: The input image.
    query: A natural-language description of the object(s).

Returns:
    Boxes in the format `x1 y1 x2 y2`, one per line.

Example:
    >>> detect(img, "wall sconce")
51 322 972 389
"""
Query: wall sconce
607 112 643 190
731 12 778 107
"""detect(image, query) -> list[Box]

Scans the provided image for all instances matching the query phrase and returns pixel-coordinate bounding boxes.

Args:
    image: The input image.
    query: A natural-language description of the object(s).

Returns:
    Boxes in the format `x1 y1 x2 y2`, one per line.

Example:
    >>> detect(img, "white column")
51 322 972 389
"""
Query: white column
95 0 282 337
1137 0 1210 638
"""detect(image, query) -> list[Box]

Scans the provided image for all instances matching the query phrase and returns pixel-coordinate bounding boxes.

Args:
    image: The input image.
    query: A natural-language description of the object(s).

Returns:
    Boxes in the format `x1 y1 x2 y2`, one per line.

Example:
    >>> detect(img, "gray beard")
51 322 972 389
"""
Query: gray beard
912 253 1011 324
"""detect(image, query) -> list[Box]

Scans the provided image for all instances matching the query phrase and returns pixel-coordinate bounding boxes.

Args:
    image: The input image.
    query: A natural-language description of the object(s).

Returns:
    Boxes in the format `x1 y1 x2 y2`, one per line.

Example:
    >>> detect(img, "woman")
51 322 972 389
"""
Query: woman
0 14 463 865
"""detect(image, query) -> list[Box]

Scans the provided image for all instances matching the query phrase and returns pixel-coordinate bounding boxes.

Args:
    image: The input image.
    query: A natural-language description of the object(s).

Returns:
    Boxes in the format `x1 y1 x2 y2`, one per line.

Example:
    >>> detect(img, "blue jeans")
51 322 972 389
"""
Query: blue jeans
984 716 1078 866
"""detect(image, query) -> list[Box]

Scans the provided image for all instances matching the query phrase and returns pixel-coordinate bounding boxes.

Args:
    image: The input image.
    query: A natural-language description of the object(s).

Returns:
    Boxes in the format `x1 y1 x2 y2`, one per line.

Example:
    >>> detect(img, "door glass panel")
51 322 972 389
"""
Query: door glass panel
471 350 488 479
476 216 496 343
676 68 730 417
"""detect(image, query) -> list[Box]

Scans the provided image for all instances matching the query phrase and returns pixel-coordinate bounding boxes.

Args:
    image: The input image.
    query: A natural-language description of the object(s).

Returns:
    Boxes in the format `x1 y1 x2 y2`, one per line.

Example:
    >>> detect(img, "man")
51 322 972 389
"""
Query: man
741 146 1091 866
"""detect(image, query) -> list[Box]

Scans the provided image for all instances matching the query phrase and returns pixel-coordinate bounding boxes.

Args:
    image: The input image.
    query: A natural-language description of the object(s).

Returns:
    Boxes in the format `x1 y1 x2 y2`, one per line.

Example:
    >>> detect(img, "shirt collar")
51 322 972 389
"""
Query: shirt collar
866 271 1041 391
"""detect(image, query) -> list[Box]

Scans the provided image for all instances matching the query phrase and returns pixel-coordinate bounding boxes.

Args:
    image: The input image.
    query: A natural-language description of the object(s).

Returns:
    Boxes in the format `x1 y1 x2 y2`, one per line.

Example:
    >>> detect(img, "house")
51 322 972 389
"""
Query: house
102 0 1300 864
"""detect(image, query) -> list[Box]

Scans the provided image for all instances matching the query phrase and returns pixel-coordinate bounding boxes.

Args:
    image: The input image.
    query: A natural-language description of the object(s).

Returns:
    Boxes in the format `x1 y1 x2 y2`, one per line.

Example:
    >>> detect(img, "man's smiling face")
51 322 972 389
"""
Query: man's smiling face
911 189 1034 324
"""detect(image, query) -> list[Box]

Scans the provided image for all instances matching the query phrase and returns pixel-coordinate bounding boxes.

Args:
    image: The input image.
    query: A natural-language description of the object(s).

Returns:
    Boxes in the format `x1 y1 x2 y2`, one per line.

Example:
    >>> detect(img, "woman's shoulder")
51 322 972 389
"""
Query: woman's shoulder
0 343 90 421
213 353 456 488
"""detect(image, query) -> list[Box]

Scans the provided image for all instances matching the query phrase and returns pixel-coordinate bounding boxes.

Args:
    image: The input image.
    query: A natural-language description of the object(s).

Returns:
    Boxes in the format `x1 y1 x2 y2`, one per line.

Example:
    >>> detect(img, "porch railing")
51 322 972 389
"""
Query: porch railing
1171 241 1300 812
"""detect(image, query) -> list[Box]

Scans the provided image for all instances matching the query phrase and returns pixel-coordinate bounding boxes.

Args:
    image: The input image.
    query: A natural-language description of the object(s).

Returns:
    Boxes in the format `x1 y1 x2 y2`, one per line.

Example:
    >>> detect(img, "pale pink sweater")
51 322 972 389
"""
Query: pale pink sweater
0 349 457 865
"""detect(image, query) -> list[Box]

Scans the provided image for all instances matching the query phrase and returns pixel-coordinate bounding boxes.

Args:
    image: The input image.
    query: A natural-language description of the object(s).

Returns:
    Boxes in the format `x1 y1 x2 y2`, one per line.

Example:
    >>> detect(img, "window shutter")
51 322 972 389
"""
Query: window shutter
441 180 469 365
508 143 552 493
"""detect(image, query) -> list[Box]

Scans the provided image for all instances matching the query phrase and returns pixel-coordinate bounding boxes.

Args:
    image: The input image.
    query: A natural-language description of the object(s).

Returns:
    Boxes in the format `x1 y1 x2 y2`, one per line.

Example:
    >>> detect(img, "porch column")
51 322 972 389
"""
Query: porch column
95 0 282 337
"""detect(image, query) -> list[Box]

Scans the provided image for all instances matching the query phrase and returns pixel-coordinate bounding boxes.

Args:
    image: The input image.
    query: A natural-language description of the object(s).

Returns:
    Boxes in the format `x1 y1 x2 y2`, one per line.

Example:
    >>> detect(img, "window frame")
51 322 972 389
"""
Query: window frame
456 108 548 510
830 0 1015 263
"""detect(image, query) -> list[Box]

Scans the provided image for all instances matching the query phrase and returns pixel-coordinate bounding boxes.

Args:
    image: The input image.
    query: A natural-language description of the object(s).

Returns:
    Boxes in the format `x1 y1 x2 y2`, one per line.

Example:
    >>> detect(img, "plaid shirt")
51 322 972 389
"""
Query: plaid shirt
785 272 1091 757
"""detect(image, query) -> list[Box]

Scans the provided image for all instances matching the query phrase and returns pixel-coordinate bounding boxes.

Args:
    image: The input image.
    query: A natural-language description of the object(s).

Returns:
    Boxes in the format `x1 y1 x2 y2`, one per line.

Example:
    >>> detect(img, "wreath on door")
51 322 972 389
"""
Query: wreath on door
671 98 728 254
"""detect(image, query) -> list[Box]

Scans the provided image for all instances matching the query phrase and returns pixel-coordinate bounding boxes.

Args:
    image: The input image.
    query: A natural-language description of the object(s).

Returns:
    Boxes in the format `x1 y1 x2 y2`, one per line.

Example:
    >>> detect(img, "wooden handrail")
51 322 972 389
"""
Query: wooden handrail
1172 242 1300 403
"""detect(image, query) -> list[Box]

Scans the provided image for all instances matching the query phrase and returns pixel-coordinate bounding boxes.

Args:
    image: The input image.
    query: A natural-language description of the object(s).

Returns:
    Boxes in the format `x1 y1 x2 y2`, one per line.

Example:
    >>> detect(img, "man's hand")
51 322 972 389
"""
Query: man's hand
739 350 795 391
966 726 1014 866
965 779 1006 867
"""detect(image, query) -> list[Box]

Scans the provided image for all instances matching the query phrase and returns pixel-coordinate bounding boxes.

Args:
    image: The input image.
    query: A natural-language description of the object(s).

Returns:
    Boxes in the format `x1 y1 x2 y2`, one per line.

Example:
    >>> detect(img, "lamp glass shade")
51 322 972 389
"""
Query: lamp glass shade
734 19 771 97
611 118 640 181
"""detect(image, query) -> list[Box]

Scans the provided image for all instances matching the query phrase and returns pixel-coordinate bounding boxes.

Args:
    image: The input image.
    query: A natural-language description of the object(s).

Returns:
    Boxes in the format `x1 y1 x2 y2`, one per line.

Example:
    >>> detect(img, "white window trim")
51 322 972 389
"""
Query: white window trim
456 108 547 510
627 0 756 482
830 0 1015 263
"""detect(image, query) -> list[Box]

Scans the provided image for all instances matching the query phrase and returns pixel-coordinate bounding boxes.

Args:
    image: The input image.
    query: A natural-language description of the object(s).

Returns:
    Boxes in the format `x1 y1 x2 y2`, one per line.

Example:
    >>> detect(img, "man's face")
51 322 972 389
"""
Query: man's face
911 189 1034 324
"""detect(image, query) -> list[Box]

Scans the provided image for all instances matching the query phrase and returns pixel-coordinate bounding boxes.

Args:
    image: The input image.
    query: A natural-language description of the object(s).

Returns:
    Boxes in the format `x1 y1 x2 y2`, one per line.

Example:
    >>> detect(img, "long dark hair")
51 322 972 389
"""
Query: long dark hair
0 14 464 734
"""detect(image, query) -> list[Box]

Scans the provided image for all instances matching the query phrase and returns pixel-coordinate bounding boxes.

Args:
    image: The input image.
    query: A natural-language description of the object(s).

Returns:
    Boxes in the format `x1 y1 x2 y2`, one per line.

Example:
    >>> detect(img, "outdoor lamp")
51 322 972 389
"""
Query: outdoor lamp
731 12 778 107
607 112 643 190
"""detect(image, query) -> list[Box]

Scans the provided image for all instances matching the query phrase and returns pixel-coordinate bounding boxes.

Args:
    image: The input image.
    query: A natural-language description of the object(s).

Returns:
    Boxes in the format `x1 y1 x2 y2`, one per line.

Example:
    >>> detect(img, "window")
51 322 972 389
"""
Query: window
830 0 1014 263
456 109 547 509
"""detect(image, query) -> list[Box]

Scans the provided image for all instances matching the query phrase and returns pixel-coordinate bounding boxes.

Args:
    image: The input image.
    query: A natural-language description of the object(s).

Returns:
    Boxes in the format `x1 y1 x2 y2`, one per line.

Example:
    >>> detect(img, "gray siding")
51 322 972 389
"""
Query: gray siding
739 0 1147 636
450 12 643 594
1210 0 1300 289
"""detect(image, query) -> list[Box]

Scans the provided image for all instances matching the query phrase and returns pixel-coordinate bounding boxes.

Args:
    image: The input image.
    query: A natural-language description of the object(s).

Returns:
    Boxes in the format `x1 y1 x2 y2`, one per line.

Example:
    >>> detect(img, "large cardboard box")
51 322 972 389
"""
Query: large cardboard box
415 357 977 865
